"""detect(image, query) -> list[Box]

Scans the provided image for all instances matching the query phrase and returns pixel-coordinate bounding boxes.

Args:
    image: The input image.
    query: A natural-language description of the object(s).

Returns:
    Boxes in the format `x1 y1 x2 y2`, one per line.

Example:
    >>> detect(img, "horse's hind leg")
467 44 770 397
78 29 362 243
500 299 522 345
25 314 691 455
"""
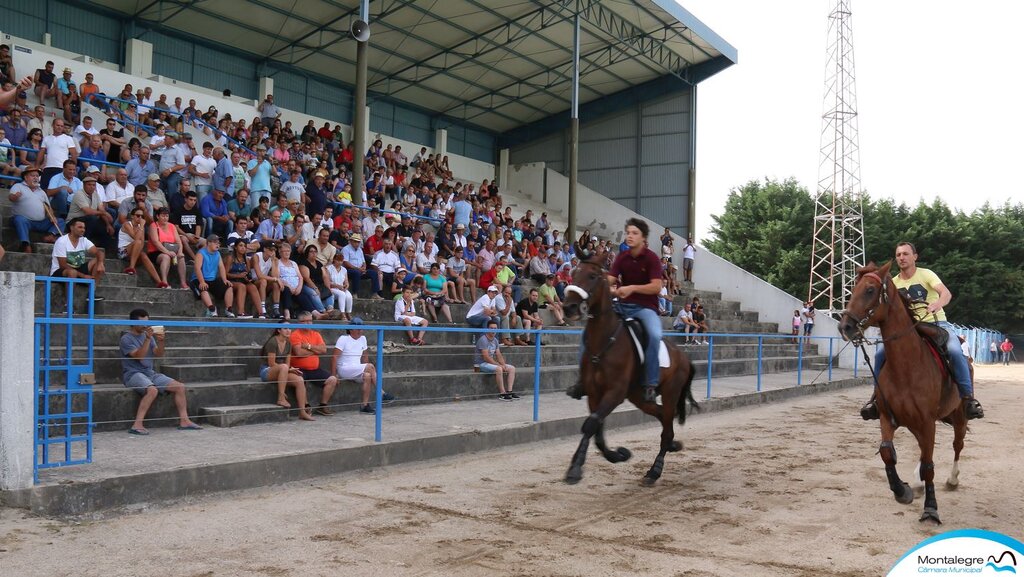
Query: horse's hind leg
947 413 967 489
595 422 632 464
642 402 680 486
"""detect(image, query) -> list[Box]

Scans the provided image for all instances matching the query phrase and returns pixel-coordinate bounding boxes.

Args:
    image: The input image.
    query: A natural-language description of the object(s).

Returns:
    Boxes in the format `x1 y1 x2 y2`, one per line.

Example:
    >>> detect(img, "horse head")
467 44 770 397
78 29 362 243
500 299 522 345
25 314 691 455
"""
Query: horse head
563 256 608 321
839 259 894 341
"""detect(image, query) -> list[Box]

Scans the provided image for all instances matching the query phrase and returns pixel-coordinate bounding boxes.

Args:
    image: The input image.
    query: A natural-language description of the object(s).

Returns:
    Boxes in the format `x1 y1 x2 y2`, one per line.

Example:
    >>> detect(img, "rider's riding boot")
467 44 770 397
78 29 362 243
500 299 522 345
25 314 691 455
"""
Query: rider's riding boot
566 381 585 400
964 397 984 420
643 385 658 403
860 395 879 420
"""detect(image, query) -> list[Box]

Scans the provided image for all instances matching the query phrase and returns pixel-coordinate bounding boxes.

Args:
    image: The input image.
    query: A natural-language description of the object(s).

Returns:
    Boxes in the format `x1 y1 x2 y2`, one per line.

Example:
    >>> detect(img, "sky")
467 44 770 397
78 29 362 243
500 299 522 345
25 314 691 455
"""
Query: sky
681 0 1024 239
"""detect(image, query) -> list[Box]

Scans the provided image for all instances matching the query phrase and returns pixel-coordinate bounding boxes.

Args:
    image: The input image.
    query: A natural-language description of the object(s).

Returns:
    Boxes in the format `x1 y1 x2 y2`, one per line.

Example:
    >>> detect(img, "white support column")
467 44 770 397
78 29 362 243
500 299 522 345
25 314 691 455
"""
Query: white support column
258 77 274 100
498 148 509 188
435 128 447 158
125 38 153 78
0 272 36 491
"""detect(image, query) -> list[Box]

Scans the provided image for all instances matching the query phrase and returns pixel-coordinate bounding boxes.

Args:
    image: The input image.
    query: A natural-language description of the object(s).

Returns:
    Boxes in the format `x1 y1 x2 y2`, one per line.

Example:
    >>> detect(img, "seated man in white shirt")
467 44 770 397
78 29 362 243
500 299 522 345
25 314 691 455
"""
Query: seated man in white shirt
370 238 401 299
331 317 396 415
673 303 699 344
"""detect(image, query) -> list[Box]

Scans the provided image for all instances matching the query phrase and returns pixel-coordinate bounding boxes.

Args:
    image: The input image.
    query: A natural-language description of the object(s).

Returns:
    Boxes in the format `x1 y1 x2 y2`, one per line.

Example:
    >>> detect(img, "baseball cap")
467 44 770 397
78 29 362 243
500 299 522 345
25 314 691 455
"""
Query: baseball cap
487 285 500 292
350 317 364 325
206 234 221 243
82 176 97 183
147 173 161 181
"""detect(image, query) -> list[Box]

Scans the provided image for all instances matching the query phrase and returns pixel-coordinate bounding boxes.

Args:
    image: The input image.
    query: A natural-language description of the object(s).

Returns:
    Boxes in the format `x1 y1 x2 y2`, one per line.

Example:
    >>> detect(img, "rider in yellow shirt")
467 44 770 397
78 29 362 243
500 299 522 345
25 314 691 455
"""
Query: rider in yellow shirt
861 242 983 420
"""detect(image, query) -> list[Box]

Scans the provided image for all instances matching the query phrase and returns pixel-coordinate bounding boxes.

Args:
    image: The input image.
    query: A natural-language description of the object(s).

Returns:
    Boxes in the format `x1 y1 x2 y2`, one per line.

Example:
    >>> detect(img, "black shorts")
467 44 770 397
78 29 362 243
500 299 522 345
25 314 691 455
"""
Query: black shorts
53 263 91 277
300 368 333 386
190 277 229 299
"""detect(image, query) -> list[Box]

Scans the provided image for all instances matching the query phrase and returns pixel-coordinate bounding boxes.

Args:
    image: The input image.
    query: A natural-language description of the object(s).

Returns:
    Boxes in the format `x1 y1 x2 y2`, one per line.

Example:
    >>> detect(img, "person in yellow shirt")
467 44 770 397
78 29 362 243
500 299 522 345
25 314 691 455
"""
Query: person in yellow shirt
861 242 983 420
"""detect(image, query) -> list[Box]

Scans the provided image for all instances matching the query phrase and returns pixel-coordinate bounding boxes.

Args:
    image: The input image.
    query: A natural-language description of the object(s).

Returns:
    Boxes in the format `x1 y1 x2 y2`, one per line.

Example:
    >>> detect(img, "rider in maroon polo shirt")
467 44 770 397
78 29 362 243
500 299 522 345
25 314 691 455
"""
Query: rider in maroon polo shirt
609 219 665 402
567 218 665 402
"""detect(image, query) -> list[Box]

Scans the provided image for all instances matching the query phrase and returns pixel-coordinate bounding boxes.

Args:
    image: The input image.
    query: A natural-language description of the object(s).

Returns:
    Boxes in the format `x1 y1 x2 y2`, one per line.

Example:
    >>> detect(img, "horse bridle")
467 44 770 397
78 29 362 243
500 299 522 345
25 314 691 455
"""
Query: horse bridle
845 271 890 344
564 261 607 320
846 271 925 346
564 262 625 363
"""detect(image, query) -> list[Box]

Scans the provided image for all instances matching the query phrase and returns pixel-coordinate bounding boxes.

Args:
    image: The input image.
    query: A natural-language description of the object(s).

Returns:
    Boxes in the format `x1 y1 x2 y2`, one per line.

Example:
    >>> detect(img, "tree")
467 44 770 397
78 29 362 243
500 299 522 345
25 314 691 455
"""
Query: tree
705 178 814 298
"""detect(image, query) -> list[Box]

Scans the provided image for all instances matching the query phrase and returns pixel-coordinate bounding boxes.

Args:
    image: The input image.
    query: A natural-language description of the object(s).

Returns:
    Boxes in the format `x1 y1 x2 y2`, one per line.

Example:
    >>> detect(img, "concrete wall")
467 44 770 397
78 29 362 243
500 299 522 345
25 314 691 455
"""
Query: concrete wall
506 162 863 369
0 272 35 491
509 91 693 234
4 32 497 185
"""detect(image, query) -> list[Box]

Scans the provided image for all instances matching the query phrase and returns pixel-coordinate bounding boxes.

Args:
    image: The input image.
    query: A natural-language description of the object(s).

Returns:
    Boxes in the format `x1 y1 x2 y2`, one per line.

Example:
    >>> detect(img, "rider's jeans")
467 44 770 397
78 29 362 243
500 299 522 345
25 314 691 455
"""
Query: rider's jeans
616 303 663 387
873 321 973 397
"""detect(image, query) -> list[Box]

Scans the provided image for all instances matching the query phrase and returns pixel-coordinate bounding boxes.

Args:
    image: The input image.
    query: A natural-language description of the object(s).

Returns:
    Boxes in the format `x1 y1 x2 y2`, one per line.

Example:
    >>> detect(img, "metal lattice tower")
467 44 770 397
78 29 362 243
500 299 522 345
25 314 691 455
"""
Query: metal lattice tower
809 0 866 317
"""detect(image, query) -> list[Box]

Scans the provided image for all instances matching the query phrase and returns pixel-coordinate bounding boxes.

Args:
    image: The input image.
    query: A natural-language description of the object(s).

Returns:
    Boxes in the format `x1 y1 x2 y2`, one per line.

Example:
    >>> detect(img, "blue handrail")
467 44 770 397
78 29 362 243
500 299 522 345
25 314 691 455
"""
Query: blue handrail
91 93 257 157
0 141 126 168
34 315 862 448
341 200 444 224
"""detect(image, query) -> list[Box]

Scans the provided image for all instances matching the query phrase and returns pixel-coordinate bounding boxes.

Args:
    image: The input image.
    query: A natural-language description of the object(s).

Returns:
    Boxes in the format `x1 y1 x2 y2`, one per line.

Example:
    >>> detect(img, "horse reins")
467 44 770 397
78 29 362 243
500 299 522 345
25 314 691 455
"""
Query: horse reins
565 264 624 364
845 272 926 347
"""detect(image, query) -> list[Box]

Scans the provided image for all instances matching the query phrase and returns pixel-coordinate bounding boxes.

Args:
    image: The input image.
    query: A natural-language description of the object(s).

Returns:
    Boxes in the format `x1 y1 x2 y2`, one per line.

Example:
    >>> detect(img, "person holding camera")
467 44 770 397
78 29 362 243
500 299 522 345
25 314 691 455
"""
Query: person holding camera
121 308 201 434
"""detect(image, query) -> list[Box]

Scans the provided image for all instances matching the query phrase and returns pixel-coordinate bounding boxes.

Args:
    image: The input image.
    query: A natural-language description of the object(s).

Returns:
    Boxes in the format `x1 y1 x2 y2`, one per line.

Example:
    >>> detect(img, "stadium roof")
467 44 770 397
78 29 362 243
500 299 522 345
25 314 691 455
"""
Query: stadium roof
91 0 737 133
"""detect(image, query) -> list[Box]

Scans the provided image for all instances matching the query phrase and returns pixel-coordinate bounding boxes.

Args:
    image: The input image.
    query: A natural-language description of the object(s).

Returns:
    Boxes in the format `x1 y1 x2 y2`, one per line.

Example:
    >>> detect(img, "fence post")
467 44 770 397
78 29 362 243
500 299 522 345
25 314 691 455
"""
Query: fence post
533 333 541 422
756 336 763 392
0 272 35 491
375 327 384 442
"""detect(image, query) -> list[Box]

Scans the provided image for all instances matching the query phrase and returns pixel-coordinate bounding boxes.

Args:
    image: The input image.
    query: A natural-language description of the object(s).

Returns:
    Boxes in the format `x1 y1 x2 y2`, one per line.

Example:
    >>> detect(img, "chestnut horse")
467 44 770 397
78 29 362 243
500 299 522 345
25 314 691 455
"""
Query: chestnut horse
561 258 698 486
839 261 967 524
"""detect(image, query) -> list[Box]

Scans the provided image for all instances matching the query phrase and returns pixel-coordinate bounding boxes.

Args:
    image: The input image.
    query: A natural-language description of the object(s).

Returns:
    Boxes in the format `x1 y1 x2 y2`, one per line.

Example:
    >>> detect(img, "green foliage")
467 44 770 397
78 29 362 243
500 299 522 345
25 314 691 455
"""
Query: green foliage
708 180 1024 332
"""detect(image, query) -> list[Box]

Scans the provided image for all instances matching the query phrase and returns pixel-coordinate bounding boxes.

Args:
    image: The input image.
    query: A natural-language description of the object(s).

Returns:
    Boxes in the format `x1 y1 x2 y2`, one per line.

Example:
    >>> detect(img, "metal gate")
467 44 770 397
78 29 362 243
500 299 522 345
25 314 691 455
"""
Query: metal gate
33 277 95 483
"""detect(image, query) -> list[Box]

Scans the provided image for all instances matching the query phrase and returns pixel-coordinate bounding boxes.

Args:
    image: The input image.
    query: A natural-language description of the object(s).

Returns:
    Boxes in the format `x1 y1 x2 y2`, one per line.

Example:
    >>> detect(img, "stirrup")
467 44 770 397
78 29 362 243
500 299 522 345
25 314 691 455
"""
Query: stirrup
566 382 584 400
643 386 658 403
965 398 984 420
860 398 879 421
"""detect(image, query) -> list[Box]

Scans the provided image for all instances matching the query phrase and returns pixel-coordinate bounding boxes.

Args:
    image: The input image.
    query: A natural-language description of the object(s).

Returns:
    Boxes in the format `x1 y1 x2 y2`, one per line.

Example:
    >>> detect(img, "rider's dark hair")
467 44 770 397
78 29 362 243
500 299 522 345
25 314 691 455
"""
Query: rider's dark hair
896 241 917 255
625 218 649 238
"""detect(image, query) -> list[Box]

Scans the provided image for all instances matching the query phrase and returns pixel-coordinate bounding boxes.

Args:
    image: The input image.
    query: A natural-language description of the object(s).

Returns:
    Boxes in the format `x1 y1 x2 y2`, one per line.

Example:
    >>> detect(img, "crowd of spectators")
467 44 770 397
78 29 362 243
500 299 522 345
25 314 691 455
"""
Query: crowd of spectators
3 54 704 342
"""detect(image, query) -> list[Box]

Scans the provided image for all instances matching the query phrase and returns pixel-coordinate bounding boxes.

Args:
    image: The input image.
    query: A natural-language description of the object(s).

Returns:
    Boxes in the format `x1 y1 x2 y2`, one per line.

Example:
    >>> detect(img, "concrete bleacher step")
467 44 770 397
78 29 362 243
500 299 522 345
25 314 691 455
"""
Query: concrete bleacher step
54 350 839 432
199 404 293 428
161 362 248 382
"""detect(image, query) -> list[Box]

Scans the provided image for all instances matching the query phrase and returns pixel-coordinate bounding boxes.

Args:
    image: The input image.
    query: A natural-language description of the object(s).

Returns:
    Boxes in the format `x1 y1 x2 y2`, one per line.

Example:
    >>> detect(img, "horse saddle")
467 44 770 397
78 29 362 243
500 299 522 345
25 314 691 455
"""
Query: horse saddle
916 322 952 379
623 318 671 368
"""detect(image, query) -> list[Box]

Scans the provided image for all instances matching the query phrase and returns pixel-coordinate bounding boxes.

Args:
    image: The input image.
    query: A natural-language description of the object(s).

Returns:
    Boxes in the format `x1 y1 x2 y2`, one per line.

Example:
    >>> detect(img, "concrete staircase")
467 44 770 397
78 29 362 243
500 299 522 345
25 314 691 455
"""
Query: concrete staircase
3 167 832 435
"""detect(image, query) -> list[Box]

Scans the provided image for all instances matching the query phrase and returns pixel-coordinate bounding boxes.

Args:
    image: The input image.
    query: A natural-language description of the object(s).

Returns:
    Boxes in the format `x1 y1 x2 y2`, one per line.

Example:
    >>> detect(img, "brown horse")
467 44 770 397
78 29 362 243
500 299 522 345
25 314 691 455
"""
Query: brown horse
838 261 967 524
561 258 698 485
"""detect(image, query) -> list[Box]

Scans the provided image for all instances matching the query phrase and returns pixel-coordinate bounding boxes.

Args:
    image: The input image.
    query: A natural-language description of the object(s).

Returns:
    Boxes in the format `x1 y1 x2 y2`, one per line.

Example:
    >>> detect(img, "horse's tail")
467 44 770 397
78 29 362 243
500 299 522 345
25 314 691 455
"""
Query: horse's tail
677 360 700 425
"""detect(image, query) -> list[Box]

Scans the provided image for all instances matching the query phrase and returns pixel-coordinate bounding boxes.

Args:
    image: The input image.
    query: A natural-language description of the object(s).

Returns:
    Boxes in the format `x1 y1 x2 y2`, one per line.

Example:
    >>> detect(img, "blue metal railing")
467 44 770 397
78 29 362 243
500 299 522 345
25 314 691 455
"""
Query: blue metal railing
32 315 860 457
340 201 445 225
34 277 96 483
91 94 257 157
0 141 127 169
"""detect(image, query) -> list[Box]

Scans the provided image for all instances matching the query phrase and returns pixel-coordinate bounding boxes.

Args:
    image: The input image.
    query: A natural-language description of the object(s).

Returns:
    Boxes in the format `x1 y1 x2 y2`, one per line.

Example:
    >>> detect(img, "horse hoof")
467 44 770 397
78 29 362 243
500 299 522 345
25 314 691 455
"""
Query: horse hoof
668 440 683 452
895 482 914 505
616 447 632 462
945 477 959 490
642 475 658 486
565 467 582 485
919 508 942 525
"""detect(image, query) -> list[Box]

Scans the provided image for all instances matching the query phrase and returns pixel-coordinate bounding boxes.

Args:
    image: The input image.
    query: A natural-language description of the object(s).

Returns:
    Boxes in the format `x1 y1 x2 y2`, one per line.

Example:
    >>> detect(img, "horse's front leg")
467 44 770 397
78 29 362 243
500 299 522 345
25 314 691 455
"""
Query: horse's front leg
595 422 632 464
565 412 600 484
915 422 941 524
879 418 913 505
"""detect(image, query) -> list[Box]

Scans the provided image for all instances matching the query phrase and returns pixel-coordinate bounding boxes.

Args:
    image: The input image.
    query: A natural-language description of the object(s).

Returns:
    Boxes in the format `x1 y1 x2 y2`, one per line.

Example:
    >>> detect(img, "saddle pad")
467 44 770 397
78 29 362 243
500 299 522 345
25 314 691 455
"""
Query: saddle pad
626 326 671 368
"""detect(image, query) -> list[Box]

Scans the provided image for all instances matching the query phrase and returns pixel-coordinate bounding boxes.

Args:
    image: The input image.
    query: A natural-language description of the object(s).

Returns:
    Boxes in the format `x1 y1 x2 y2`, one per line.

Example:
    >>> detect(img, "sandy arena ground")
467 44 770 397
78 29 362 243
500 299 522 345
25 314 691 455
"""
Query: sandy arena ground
1 365 1021 577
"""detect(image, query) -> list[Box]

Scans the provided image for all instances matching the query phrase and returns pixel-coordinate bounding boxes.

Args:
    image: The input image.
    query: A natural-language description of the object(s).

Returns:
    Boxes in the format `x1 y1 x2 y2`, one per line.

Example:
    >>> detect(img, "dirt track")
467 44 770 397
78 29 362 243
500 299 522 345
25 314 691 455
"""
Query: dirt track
1 365 1021 577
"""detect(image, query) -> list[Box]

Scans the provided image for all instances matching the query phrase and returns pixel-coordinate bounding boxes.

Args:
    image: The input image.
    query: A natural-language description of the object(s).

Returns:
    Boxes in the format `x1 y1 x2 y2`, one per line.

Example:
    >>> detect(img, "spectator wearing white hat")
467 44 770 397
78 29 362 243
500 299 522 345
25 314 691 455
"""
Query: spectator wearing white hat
467 285 502 329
